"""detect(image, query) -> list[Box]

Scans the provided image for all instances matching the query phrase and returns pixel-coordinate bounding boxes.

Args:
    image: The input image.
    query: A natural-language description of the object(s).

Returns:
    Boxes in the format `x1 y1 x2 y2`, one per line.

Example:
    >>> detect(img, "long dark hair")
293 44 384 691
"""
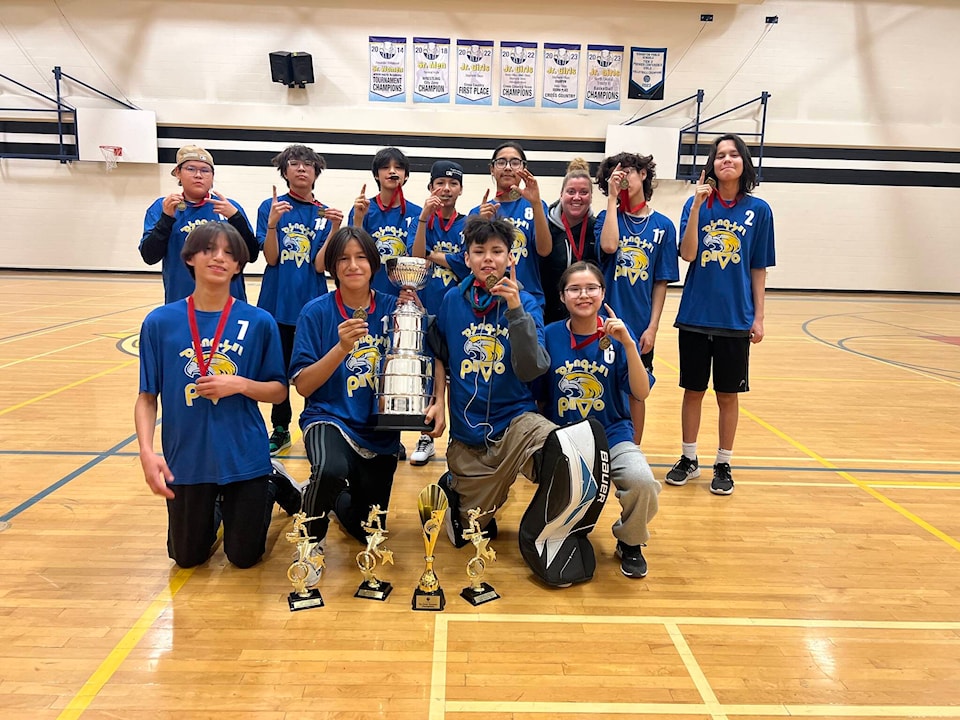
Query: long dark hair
323 226 381 287
703 134 757 195
596 152 656 201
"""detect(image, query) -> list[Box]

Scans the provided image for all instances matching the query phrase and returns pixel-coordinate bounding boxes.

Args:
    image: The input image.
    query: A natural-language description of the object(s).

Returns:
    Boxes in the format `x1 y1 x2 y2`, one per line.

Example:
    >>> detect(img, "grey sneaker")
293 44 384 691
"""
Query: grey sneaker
616 541 648 578
665 455 700 486
710 463 734 495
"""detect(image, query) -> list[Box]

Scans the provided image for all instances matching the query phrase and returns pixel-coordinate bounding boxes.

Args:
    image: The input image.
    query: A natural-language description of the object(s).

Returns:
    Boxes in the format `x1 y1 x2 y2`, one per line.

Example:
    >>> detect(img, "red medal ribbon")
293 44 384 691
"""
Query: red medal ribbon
569 317 605 350
428 210 458 232
375 186 406 214
187 295 234 378
495 189 519 202
183 194 211 209
618 189 646 215
561 213 589 263
288 189 327 211
706 190 741 209
335 289 376 320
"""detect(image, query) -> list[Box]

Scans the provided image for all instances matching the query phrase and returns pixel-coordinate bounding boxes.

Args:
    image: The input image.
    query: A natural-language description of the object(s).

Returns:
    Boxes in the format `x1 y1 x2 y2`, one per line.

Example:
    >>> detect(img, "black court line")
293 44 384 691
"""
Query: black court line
0 302 159 342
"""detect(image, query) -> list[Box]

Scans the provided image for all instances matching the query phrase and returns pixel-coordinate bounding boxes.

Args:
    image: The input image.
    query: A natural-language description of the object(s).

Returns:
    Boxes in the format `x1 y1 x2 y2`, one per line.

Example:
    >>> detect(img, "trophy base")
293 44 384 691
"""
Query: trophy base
288 588 324 611
460 583 500 606
412 586 446 611
355 580 393 601
375 413 435 432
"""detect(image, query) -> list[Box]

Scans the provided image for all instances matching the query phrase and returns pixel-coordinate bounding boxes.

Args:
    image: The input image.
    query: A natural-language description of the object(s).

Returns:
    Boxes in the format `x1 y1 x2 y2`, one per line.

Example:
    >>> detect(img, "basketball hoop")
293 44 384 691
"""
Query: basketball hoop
99 145 123 171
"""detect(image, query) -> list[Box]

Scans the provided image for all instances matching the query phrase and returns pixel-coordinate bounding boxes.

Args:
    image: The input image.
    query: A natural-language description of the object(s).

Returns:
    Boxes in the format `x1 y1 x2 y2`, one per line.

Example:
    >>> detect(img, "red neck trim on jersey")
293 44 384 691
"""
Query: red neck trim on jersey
707 190 741 209
187 295 234 378
335 289 376 320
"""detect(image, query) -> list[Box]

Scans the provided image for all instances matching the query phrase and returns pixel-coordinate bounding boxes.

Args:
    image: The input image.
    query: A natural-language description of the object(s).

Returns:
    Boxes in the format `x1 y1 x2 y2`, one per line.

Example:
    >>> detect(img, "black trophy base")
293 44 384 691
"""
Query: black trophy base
460 583 500 606
355 580 393 601
412 586 446 611
375 413 435 432
288 588 324 611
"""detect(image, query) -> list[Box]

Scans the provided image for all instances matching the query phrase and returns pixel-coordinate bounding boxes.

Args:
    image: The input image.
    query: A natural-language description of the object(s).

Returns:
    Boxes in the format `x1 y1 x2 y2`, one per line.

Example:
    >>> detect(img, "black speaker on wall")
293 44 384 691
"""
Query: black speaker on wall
269 51 314 88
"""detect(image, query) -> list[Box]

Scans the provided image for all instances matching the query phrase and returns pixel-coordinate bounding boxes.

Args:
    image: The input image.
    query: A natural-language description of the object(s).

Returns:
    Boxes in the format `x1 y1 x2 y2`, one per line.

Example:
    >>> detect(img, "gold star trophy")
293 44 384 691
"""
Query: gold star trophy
460 507 500 605
354 505 394 601
412 484 448 611
285 512 326 611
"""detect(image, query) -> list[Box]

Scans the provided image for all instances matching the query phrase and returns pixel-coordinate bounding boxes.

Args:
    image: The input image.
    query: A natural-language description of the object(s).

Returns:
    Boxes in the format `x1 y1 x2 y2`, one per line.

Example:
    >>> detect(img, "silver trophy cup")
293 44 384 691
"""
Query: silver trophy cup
375 257 435 431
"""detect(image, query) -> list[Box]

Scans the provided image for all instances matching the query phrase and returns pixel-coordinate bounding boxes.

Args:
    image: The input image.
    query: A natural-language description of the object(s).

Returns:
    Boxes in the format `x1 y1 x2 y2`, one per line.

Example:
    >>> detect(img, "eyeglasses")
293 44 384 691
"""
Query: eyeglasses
492 158 525 170
563 285 603 297
287 161 314 170
181 165 213 176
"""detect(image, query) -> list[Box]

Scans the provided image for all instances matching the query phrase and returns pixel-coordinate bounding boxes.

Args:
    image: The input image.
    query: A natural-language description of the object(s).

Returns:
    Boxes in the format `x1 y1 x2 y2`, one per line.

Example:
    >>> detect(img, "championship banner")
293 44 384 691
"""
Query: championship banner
456 40 493 106
541 43 580 109
413 37 451 104
585 44 623 111
499 41 537 107
369 36 406 103
628 47 666 101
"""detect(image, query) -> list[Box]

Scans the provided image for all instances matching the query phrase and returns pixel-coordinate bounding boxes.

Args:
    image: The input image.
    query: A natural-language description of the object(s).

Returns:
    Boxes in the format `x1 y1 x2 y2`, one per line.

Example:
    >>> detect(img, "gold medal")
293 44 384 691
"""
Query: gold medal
507 188 521 201
618 177 630 190
176 201 187 211
353 308 367 320
706 177 717 189
599 336 612 350
317 207 326 219
484 274 499 290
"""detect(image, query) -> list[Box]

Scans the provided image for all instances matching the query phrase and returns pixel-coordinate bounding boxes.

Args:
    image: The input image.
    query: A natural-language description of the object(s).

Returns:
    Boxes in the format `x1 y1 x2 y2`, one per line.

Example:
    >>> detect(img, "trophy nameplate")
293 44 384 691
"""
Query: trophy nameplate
285 512 326 611
413 484 448 611
460 507 500 606
354 505 394 601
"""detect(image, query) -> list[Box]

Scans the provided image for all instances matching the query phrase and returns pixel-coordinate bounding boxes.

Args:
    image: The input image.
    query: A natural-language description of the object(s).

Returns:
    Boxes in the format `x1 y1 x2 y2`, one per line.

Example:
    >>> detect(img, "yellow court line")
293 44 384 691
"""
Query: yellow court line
655 358 960 552
665 623 727 720
0 359 138 417
56 566 196 720
0 336 108 369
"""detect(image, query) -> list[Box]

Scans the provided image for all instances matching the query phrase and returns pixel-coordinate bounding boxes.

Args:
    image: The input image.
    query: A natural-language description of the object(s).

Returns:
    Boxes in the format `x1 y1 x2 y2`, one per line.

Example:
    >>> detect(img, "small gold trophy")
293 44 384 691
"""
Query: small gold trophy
460 507 500 605
412 484 448 611
285 512 326 611
354 505 394 601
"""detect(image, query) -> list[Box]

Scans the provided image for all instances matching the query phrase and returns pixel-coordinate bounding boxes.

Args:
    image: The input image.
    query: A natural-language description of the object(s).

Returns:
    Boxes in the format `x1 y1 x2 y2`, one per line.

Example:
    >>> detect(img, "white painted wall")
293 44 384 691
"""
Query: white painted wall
0 0 957 293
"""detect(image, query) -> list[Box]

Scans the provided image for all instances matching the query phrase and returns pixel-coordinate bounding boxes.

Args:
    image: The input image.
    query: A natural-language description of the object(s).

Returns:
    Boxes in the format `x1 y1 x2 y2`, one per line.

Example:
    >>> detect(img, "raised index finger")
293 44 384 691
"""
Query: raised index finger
603 303 618 320
698 170 706 185
360 183 367 196
482 188 490 204
272 185 277 202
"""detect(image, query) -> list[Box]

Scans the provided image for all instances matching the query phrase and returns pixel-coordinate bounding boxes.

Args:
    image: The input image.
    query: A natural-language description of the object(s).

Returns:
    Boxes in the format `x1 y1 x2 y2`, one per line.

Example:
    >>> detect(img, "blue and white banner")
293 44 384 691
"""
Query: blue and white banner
456 40 494 105
628 47 666 101
542 43 580 109
413 37 450 103
499 41 537 107
369 36 406 103
585 44 624 110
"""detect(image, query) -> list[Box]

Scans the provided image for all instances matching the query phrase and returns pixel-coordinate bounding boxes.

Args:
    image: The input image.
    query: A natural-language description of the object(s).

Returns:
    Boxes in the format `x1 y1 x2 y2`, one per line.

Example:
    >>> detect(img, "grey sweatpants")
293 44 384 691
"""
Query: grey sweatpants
608 441 661 546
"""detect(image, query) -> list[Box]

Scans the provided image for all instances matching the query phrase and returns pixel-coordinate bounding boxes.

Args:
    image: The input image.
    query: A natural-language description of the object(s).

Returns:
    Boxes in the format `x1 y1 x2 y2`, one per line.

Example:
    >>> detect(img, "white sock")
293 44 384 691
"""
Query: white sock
682 442 697 461
716 448 733 466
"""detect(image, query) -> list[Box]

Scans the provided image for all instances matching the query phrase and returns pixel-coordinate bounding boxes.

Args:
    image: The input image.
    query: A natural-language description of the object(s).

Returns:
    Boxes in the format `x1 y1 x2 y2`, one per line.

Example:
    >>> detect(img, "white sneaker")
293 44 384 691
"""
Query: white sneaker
410 434 436 466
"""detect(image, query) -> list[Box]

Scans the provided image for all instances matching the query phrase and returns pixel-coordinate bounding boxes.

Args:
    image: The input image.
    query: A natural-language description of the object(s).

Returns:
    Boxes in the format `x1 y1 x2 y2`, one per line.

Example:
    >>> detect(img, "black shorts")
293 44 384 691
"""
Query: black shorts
640 348 654 374
677 329 750 394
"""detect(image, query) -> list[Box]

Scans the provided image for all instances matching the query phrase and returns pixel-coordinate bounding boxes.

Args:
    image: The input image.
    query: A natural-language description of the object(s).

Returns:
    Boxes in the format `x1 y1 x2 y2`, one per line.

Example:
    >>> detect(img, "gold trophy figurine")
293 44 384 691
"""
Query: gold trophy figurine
412 484 449 611
285 512 326 611
460 507 501 606
354 505 394 601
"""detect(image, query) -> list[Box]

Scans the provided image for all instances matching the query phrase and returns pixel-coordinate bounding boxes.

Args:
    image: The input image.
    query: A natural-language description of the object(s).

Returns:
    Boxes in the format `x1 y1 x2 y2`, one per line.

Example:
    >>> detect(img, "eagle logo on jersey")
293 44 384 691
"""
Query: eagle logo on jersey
280 233 312 268
460 324 507 381
701 230 741 269
345 342 382 397
508 226 528 263
557 370 605 418
183 351 238 378
433 240 462 287
375 235 408 263
615 245 650 284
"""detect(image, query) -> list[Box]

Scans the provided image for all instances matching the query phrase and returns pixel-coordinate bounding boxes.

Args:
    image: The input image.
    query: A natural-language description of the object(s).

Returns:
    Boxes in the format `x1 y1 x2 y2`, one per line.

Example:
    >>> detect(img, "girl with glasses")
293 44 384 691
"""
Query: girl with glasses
538 261 661 579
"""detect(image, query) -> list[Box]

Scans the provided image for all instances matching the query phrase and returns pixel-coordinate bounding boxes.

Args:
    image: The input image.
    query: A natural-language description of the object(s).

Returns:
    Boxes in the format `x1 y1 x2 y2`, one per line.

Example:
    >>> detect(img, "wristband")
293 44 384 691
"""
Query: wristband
267 225 277 230
418 218 428 224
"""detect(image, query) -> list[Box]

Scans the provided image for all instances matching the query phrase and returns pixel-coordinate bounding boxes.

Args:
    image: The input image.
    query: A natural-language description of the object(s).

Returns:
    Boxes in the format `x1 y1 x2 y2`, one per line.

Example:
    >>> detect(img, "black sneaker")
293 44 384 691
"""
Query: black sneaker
710 463 735 495
303 473 348 516
665 455 700 486
437 472 468 548
269 426 291 456
484 517 498 541
270 459 303 516
615 541 648 578
397 443 407 461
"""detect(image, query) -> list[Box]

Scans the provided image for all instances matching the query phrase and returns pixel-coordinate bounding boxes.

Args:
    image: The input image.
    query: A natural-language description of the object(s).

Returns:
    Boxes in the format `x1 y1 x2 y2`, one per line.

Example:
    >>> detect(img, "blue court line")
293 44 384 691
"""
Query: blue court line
0 432 139 523
0 302 158 342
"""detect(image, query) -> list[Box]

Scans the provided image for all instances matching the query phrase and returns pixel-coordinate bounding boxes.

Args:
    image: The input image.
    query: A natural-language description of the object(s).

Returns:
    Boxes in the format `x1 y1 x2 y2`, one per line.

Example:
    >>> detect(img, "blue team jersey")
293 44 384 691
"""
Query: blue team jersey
468 197 547 303
540 320 638 448
595 209 680 337
256 194 333 326
439 284 544 446
676 194 776 331
138 299 285 485
411 213 466 317
290 291 402 455
140 198 250 304
348 198 422 297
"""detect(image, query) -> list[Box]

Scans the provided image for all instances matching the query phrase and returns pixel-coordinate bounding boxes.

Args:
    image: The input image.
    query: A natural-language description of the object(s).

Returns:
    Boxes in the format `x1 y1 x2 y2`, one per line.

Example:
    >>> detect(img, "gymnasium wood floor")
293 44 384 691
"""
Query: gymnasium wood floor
1 271 959 720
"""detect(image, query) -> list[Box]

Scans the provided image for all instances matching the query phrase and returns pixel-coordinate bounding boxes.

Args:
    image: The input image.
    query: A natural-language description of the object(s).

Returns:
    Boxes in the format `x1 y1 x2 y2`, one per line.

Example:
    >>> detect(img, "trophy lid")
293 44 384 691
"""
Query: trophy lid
386 257 431 290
